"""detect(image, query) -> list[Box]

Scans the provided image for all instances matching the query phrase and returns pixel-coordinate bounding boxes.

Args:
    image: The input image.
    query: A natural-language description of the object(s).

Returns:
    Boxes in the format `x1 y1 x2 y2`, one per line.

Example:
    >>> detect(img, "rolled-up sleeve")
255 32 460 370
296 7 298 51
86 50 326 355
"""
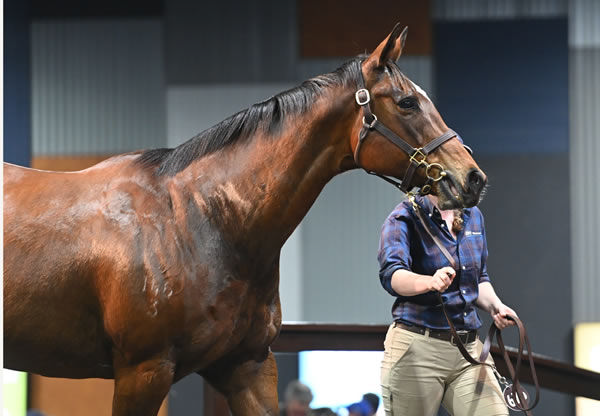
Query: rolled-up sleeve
378 209 413 296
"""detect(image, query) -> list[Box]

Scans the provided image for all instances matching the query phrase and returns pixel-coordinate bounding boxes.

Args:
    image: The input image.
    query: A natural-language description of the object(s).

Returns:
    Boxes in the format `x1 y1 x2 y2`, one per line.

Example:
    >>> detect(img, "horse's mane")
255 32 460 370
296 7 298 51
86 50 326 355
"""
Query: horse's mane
136 57 366 176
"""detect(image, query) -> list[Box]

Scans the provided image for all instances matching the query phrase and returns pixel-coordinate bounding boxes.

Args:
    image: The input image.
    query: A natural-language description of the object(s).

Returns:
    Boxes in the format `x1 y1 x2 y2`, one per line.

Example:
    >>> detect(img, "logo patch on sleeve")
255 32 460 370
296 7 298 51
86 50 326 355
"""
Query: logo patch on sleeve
464 230 482 236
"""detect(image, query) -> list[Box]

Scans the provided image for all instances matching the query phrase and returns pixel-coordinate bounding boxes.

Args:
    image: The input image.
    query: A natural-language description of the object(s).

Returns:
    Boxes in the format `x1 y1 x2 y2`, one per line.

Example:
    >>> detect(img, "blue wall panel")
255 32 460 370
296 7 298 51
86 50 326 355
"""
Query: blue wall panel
4 1 31 166
435 19 568 155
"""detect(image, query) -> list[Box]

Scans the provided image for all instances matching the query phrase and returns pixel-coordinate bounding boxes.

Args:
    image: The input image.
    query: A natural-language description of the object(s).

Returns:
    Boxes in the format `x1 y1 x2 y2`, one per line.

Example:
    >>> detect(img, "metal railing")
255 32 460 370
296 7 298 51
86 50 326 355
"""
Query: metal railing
203 322 600 414
272 322 600 401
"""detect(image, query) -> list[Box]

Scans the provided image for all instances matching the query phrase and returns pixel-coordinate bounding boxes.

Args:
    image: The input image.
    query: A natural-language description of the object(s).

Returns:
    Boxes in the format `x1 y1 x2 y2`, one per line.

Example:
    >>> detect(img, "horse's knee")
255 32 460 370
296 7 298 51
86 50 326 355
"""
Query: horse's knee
204 352 279 415
112 358 174 416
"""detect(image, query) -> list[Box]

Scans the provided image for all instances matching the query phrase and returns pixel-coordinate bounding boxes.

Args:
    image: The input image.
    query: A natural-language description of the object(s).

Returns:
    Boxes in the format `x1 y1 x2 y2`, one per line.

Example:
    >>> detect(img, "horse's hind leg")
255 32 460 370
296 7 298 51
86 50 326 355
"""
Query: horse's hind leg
112 356 174 416
204 350 279 415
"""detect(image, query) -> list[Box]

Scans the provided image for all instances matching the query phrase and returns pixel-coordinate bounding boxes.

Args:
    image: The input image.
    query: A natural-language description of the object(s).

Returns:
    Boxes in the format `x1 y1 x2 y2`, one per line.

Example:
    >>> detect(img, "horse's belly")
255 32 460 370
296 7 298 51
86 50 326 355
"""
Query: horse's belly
4 314 114 379
3 270 114 378
4 343 114 379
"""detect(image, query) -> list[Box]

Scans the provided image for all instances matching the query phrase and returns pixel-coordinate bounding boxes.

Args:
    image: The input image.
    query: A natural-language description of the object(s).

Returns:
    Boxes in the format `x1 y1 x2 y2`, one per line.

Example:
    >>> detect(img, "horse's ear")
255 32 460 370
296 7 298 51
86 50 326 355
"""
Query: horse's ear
365 24 408 69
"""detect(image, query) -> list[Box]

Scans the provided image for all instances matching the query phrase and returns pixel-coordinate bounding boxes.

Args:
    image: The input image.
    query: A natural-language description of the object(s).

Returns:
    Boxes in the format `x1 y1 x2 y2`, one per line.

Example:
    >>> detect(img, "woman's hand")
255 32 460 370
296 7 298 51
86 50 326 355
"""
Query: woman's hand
429 267 456 292
492 303 517 330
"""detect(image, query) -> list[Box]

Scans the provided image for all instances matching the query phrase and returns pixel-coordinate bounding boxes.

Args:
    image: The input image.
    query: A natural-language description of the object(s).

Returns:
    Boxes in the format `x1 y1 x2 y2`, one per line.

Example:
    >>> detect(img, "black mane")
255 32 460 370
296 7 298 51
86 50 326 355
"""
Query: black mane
136 57 365 176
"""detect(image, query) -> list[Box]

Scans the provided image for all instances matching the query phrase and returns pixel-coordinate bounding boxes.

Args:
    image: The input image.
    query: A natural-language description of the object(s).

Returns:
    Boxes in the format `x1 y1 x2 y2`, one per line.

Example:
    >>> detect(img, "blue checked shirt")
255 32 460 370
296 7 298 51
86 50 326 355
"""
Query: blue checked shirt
378 195 490 330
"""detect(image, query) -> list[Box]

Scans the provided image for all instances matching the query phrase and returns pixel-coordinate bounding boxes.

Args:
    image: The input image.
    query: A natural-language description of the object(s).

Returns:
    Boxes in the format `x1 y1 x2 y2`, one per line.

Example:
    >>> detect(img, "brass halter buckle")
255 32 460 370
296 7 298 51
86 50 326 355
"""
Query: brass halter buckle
410 149 447 183
409 148 427 165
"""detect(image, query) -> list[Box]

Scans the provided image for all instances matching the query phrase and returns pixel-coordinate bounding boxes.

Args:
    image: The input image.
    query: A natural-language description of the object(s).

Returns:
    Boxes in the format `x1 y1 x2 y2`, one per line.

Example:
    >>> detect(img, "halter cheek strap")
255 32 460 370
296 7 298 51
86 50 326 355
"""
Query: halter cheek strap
353 61 460 195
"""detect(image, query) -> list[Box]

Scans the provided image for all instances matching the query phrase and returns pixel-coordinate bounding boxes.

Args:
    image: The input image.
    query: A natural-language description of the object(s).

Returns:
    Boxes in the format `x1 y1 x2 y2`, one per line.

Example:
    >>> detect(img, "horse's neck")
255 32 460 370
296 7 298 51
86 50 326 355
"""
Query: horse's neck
181 88 356 256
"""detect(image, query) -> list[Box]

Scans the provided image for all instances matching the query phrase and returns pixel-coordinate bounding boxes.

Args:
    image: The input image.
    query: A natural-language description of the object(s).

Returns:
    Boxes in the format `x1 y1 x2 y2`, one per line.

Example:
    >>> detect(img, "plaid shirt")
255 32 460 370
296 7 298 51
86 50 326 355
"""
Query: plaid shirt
378 195 490 330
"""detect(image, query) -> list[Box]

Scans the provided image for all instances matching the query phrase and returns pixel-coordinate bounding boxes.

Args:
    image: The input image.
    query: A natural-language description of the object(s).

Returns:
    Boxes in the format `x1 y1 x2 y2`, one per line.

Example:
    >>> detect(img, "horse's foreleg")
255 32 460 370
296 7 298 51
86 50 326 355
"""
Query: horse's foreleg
112 356 174 416
205 350 279 416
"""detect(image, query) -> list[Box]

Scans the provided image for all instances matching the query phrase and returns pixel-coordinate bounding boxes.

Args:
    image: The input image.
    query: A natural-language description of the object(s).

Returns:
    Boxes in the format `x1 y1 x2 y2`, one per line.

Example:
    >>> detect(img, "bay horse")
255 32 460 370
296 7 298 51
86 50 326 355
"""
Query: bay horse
3 24 486 415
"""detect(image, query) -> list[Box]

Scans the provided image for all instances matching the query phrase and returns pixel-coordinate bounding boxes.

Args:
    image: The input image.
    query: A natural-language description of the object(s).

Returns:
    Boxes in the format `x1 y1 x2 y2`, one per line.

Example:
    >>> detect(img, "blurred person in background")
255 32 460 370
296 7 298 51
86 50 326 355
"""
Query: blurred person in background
361 393 380 415
280 379 314 416
347 393 379 416
310 407 337 416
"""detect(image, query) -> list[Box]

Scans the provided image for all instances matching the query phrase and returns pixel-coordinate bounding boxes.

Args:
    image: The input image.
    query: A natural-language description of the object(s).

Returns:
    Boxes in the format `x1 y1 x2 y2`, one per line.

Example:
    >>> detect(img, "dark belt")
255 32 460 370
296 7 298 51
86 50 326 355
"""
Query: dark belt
394 322 478 345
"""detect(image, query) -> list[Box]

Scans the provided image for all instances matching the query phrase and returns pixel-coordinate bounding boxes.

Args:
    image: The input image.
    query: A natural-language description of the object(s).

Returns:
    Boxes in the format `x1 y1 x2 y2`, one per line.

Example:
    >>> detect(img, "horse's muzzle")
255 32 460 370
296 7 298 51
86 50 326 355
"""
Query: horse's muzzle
437 168 486 209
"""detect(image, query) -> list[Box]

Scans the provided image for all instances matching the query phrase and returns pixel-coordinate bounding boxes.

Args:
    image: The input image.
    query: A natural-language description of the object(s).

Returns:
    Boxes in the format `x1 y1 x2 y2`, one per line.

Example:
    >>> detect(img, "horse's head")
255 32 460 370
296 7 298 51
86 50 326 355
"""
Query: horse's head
351 24 486 209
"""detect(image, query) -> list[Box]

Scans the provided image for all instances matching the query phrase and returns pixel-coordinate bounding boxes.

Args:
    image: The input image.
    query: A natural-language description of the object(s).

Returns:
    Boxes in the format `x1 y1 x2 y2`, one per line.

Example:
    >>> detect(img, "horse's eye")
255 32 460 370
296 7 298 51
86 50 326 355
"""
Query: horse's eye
398 97 418 110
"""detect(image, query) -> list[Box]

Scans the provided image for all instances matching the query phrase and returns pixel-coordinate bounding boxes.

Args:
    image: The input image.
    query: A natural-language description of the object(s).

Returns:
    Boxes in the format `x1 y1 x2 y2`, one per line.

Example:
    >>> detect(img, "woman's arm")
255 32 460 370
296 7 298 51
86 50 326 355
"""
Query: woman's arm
391 267 455 296
477 281 517 329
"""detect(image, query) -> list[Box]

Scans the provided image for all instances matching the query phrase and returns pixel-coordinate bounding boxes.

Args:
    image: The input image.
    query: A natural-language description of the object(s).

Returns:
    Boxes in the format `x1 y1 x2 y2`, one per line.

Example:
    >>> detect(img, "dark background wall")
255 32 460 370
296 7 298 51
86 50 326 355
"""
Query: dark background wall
4 0 31 166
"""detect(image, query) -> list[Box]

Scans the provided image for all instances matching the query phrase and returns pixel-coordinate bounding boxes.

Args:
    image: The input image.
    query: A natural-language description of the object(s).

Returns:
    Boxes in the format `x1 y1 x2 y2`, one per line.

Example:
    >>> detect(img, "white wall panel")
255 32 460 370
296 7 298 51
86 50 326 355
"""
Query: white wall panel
166 84 294 147
31 19 165 156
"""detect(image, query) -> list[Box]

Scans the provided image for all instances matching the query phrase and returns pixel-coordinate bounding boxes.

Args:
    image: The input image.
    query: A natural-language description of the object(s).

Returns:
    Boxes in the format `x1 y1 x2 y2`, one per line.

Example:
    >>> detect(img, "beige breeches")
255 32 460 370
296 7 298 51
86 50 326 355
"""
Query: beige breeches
380 324 509 416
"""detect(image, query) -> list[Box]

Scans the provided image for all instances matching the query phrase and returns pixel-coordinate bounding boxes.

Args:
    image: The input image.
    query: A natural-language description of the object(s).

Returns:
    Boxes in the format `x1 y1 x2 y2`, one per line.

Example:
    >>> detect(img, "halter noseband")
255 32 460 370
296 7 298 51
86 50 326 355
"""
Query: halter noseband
353 62 461 195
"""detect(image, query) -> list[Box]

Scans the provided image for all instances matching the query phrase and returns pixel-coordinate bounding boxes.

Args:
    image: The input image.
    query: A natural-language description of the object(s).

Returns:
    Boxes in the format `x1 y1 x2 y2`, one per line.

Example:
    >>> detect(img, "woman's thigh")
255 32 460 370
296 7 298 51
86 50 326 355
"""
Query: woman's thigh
381 326 446 416
441 342 508 416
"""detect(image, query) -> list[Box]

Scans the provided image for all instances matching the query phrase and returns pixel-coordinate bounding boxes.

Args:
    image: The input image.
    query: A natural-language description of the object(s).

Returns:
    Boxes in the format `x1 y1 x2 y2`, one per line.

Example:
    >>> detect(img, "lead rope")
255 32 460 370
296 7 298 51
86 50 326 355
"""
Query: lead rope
409 194 540 414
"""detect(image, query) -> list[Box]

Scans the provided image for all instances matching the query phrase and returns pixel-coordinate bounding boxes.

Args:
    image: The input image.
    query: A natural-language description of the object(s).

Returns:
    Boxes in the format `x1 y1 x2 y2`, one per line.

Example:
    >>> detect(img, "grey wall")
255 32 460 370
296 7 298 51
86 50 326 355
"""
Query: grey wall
477 155 572 416
165 0 298 84
301 172 405 324
31 19 165 156
569 0 600 324
433 0 567 19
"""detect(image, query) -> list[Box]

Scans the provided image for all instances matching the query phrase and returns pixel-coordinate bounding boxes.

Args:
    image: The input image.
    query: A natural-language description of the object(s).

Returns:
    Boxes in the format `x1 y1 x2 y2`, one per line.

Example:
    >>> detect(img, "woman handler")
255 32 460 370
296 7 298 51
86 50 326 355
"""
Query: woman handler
378 194 515 416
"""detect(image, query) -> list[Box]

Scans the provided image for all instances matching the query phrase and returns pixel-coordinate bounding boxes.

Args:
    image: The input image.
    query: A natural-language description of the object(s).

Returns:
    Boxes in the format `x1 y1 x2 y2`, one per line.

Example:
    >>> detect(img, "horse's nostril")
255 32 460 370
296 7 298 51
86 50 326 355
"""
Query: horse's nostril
467 169 486 193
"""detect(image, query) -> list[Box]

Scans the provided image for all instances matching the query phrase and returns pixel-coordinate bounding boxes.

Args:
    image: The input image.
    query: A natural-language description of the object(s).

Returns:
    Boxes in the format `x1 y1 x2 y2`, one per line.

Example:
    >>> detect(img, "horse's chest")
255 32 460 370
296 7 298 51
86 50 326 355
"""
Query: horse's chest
213 287 280 349
180 271 281 365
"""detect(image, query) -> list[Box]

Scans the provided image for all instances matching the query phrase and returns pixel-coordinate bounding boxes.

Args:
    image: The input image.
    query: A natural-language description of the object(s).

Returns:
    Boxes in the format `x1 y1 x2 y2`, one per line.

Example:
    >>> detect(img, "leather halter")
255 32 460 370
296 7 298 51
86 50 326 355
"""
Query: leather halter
353 61 459 195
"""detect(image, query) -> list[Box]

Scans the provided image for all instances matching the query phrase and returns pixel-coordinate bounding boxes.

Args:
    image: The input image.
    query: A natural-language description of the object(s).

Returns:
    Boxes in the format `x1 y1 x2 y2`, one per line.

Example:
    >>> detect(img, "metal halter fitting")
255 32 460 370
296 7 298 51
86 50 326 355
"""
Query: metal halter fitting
353 62 461 195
